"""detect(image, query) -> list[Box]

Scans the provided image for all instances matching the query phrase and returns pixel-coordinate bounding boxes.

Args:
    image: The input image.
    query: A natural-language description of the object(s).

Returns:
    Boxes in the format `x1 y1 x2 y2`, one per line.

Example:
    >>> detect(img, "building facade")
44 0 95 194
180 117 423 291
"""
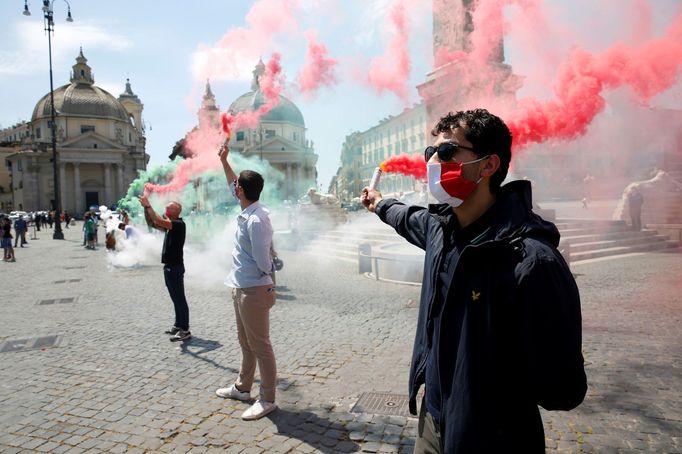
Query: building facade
5 50 148 215
0 122 30 211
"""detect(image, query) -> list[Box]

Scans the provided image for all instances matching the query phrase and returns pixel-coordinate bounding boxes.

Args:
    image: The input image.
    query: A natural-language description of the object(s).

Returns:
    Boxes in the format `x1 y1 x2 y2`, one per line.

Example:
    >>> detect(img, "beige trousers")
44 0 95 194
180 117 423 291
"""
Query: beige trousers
232 285 277 402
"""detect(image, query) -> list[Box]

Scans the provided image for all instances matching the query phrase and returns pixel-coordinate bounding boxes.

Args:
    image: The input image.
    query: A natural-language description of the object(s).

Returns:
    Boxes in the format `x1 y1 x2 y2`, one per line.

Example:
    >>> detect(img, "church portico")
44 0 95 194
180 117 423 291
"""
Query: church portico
6 49 148 215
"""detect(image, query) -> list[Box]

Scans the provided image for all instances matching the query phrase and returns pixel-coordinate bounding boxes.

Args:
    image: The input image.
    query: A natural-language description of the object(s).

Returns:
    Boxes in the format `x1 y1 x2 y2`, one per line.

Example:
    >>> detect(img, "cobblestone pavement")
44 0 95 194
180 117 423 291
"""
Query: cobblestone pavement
0 223 680 453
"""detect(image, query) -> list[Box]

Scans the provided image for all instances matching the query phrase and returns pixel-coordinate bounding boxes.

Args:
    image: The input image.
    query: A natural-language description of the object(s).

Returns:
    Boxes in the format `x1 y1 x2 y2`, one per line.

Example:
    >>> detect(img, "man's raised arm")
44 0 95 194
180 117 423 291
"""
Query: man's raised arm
219 145 238 186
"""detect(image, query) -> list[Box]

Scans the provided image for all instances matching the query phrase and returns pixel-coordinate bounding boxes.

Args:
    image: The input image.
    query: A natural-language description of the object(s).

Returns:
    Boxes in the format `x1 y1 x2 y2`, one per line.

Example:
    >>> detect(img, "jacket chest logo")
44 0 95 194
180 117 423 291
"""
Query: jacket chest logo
471 290 481 301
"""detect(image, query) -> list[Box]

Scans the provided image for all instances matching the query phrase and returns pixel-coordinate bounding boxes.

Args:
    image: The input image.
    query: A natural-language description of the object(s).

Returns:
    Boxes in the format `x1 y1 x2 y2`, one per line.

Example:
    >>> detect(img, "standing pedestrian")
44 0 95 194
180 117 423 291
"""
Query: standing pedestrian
362 109 586 453
14 216 27 247
138 195 191 342
2 218 15 262
215 144 278 420
85 212 97 250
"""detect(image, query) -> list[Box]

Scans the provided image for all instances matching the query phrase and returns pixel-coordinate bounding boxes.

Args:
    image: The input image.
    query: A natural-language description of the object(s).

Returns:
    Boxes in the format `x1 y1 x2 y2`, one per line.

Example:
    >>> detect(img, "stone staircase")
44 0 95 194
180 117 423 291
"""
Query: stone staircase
298 214 679 270
557 219 678 262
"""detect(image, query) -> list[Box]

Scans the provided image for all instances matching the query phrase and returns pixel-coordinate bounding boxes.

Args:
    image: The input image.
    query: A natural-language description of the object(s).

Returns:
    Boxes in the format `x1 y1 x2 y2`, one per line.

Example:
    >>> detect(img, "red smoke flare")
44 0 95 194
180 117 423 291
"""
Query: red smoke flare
144 54 284 196
380 153 426 180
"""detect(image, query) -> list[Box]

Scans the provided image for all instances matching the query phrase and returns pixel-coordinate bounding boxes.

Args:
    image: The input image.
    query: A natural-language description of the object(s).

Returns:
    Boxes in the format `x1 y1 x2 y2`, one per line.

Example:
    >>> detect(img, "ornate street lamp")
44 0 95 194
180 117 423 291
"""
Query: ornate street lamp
22 0 73 239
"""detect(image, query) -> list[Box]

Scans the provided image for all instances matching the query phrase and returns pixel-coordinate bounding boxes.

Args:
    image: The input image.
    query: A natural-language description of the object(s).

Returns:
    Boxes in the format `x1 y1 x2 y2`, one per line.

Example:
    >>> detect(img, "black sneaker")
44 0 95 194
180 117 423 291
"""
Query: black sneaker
170 330 191 342
164 326 180 335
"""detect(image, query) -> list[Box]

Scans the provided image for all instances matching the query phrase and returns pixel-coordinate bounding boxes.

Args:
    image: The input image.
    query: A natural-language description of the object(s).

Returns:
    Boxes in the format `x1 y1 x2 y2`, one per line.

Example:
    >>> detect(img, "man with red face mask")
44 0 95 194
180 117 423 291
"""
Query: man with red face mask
139 195 191 342
362 109 586 454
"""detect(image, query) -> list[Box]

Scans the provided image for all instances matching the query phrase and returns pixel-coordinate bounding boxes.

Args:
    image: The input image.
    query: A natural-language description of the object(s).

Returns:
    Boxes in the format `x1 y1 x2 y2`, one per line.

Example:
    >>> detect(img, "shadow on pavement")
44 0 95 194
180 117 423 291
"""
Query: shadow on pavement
267 408 360 453
593 361 680 435
180 336 238 373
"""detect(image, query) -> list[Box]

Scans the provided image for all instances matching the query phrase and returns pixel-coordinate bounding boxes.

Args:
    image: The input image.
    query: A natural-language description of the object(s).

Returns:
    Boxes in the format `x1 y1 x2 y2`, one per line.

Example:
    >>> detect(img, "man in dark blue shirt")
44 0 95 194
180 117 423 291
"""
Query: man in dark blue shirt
362 109 586 453
14 217 28 247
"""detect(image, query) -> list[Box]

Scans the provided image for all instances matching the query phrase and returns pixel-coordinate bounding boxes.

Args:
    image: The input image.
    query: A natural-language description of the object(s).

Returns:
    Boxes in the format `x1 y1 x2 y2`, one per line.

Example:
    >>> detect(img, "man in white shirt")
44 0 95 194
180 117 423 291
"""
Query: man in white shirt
216 144 278 420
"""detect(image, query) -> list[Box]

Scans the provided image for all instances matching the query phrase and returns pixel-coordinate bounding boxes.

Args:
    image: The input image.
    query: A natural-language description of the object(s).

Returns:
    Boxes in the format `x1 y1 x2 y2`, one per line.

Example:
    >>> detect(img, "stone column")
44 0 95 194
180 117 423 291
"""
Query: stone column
59 163 66 212
117 164 124 202
73 163 81 214
286 163 292 199
103 163 112 206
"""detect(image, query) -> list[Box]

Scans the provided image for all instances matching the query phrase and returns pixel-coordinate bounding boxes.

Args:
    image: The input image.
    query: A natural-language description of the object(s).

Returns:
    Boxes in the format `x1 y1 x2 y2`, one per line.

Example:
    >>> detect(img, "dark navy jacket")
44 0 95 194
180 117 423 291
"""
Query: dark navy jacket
376 180 587 453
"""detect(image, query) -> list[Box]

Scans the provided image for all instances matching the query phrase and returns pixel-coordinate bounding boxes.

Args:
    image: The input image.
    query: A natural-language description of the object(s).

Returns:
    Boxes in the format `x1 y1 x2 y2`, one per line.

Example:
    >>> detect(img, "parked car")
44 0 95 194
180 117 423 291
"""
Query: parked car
9 211 28 220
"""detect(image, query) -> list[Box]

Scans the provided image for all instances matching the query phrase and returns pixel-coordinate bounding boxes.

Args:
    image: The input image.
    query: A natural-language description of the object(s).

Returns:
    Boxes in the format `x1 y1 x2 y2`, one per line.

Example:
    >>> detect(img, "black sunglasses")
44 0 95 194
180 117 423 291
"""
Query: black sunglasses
424 142 476 162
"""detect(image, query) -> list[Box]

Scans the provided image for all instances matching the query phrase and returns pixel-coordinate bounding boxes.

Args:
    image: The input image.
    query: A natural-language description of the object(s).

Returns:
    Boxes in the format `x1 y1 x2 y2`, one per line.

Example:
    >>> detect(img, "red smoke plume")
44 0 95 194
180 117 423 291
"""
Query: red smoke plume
380 153 426 180
192 0 299 81
144 54 284 196
508 14 682 149
366 1 411 101
297 30 338 96
221 53 284 136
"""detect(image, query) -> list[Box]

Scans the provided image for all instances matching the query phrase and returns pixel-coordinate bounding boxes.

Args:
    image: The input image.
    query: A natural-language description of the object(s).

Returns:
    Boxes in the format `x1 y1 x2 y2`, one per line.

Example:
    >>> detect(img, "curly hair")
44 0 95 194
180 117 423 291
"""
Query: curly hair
431 109 512 193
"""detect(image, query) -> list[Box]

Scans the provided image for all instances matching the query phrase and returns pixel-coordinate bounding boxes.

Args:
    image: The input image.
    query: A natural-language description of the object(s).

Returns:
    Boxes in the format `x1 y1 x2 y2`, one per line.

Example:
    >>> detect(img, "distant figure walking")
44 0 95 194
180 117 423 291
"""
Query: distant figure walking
628 190 644 231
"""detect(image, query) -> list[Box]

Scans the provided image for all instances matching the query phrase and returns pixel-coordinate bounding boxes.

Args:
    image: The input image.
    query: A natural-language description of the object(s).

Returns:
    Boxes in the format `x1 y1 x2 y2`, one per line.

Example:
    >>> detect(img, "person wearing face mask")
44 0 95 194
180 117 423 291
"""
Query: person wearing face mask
215 144 278 421
138 195 191 342
362 109 586 454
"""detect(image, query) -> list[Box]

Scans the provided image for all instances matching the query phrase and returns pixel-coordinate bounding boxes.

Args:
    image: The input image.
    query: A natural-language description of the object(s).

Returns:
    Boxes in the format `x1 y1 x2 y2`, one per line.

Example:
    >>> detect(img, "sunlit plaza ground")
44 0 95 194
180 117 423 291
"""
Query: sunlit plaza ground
1 210 680 453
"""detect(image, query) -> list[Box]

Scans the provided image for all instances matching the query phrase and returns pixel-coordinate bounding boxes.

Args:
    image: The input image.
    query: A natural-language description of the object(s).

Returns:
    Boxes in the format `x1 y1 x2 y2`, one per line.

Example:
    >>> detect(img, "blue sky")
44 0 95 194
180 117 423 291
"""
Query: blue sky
1 0 680 189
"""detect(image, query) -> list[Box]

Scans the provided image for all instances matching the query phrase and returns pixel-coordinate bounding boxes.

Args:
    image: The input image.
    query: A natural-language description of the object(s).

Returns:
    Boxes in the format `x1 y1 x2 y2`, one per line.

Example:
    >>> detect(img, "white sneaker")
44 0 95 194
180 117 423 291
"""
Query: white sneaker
241 399 277 420
215 384 250 401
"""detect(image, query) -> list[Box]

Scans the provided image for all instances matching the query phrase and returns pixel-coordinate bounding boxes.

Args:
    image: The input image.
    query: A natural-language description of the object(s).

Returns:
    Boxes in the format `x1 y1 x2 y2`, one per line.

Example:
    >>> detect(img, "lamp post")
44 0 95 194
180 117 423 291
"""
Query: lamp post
22 0 73 240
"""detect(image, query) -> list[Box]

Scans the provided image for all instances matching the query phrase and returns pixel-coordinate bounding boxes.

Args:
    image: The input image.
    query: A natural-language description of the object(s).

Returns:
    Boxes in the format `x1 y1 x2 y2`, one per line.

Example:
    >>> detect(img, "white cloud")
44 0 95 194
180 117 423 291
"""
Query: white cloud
0 21 133 76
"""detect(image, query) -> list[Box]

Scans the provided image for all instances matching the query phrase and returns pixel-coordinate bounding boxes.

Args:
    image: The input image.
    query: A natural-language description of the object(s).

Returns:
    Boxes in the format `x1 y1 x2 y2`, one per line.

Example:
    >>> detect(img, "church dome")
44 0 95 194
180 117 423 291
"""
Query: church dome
31 49 130 123
32 84 130 122
227 60 305 127
228 91 305 127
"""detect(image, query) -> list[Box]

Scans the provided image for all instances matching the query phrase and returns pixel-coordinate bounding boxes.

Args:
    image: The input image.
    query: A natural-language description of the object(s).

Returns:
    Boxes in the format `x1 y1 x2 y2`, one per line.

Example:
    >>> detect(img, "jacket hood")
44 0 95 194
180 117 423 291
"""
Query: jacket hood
429 179 560 247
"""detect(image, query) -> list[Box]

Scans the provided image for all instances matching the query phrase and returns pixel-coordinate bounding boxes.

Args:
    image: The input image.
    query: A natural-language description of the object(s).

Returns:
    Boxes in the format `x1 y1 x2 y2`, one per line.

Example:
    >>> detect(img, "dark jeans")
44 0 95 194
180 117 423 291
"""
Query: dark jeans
163 263 189 331
14 231 26 247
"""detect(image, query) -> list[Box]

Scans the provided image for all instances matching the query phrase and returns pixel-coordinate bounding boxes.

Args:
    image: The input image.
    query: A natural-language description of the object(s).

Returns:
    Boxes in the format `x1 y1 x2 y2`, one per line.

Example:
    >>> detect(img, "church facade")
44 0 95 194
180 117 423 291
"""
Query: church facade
4 50 148 214
226 61 318 201
171 61 318 203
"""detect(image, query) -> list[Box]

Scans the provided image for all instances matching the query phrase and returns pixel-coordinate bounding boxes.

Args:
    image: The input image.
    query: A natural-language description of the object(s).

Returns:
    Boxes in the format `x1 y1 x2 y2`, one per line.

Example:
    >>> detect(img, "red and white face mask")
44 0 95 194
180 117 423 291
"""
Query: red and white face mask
427 156 488 207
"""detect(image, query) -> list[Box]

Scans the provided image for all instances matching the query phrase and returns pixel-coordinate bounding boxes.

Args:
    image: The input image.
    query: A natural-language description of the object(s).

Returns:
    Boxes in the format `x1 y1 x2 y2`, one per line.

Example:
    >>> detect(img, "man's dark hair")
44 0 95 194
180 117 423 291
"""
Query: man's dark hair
238 170 265 202
431 109 512 193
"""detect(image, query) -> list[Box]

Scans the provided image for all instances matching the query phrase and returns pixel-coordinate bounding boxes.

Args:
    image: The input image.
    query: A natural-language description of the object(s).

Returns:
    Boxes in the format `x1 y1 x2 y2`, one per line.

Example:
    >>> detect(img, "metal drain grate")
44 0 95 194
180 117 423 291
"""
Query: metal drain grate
0 335 61 353
53 279 82 284
64 266 86 270
351 392 410 416
39 297 76 305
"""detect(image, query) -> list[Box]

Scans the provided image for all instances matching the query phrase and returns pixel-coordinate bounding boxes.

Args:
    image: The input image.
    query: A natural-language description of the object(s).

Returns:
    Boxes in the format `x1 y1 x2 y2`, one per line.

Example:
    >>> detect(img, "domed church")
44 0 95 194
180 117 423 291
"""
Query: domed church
6 49 148 214
226 60 318 200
